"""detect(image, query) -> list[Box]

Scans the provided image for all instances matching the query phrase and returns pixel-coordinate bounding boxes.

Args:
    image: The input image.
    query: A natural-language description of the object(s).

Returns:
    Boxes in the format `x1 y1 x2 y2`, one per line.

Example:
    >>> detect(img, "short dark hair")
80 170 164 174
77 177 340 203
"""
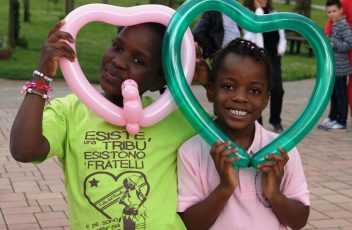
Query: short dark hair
208 38 273 91
326 0 342 8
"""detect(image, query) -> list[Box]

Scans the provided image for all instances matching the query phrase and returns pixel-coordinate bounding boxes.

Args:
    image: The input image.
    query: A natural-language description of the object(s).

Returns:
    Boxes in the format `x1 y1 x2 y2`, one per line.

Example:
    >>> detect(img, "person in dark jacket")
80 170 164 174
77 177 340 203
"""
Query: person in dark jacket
192 11 241 60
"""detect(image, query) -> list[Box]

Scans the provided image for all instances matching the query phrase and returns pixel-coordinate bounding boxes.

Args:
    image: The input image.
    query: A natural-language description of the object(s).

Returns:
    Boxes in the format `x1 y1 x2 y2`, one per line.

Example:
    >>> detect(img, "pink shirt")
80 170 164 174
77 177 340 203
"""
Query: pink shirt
177 122 310 230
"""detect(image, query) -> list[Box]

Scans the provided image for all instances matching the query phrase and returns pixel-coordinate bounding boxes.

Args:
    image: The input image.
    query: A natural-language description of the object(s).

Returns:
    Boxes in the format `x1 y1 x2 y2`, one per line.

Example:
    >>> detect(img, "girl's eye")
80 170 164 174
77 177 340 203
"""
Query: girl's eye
249 88 261 94
221 83 233 90
112 43 122 52
133 57 145 65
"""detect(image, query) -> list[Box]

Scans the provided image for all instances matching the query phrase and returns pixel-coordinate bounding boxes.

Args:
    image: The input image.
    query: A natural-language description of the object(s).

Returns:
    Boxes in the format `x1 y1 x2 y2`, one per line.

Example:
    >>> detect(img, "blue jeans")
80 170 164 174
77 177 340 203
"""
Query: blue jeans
329 76 348 126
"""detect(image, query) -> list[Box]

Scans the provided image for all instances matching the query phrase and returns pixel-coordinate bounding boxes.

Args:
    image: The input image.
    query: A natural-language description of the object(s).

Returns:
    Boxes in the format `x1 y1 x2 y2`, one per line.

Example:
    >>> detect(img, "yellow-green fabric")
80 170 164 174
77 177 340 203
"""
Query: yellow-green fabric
42 94 195 230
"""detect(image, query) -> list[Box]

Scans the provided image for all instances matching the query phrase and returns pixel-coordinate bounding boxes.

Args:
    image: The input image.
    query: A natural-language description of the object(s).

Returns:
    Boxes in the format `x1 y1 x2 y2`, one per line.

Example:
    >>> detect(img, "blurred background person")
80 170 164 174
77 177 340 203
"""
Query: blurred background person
243 0 287 133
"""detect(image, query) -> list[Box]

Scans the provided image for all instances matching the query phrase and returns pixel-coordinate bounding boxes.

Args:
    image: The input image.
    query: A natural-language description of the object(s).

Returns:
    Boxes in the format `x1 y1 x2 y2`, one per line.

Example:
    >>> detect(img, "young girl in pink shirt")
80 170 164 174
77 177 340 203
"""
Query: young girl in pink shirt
177 38 310 230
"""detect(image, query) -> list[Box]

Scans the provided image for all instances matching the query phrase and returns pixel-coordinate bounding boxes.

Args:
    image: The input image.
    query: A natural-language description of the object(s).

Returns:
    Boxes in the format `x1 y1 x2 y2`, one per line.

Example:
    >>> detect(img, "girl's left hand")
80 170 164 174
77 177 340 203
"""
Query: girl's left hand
257 147 289 200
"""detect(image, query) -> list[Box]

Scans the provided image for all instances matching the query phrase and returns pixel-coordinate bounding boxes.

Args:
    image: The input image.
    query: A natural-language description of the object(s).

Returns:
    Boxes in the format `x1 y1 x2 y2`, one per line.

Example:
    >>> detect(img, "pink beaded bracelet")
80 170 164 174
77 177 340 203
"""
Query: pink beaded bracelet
20 81 53 94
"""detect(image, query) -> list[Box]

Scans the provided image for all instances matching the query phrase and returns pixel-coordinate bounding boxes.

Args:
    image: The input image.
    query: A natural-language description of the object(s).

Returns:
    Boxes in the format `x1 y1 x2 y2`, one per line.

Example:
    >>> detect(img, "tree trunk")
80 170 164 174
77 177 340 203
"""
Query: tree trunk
23 0 30 22
294 0 311 18
285 0 291 4
9 0 20 48
304 0 312 18
65 0 74 15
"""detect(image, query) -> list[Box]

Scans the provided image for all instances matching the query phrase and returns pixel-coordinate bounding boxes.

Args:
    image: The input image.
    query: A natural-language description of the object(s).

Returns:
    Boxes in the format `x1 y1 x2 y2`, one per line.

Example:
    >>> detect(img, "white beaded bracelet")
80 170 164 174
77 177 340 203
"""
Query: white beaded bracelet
26 88 50 104
32 70 53 83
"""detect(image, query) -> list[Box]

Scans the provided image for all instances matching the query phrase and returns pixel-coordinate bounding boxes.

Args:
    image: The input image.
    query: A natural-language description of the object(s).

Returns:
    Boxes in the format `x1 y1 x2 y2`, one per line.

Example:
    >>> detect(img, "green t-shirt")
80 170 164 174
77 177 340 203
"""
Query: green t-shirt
42 94 196 230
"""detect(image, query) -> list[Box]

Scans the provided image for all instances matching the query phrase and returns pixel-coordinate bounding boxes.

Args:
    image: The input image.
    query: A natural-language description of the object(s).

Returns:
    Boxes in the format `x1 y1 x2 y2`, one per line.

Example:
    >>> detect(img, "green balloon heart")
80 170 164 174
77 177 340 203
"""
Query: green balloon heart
162 0 334 169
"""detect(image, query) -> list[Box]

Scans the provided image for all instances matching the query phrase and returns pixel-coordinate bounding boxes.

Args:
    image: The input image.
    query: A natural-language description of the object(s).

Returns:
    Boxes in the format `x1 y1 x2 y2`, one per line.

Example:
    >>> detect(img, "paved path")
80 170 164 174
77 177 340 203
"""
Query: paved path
0 78 351 229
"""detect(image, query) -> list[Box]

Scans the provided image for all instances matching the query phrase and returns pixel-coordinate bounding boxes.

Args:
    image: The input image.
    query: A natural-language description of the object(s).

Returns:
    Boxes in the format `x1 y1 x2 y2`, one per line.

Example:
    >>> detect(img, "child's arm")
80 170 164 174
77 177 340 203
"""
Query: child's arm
331 22 352 52
10 20 75 162
258 148 310 229
193 42 210 86
179 141 239 230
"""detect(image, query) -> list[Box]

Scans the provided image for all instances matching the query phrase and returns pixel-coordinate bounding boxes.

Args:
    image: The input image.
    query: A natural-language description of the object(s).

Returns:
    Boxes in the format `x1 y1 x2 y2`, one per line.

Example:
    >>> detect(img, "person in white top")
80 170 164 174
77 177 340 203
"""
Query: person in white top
177 38 310 230
243 0 287 133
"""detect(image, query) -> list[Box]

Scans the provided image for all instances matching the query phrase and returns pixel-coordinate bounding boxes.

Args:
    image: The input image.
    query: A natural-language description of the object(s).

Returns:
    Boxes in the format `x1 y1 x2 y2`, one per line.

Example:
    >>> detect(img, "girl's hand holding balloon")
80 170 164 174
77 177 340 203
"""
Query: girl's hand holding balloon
37 20 76 78
210 141 240 194
258 147 289 201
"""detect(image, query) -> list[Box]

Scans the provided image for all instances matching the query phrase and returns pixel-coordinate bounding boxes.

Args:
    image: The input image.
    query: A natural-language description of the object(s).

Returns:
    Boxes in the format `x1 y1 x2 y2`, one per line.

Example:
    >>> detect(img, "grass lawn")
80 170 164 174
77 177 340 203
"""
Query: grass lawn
275 2 327 81
0 0 328 82
312 0 326 5
0 0 150 82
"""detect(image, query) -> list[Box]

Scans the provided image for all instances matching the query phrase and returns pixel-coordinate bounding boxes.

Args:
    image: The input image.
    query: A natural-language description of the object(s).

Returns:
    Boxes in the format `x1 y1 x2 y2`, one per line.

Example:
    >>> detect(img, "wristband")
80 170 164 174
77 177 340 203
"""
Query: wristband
33 70 53 83
20 81 53 94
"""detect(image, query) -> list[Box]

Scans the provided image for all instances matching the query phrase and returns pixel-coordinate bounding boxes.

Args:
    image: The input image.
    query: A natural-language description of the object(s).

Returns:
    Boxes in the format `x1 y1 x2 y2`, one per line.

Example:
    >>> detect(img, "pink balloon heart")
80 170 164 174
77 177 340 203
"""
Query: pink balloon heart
59 4 195 127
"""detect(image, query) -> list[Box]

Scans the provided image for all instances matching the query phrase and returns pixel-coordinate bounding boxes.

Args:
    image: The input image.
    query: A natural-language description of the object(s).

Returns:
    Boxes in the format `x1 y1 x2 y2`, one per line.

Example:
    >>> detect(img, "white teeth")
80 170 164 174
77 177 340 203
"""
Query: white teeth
230 109 248 116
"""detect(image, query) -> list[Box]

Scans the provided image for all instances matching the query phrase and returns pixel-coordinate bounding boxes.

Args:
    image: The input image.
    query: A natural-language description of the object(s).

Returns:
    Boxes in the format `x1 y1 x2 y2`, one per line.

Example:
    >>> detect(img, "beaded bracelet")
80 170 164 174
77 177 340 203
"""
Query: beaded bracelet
20 81 53 94
33 70 53 83
25 88 51 104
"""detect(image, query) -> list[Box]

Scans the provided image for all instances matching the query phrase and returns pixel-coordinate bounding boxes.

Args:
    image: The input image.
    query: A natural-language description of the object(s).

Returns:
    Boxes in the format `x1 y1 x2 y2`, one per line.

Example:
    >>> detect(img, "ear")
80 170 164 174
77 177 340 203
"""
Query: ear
262 91 270 110
206 82 215 103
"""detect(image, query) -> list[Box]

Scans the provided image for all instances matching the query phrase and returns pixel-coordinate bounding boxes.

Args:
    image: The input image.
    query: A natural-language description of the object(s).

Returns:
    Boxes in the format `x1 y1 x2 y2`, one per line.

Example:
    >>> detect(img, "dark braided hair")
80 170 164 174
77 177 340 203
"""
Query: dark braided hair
208 38 273 91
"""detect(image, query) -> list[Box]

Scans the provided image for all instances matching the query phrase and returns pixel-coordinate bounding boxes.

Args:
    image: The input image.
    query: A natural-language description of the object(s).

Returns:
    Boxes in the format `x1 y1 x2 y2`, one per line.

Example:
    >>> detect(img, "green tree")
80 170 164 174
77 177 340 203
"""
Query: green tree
24 0 30 22
8 0 20 48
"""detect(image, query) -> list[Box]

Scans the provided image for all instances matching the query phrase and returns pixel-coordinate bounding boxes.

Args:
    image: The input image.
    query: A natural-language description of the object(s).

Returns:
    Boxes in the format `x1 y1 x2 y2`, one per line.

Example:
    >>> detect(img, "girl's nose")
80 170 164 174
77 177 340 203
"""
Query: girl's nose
112 54 128 70
232 90 248 103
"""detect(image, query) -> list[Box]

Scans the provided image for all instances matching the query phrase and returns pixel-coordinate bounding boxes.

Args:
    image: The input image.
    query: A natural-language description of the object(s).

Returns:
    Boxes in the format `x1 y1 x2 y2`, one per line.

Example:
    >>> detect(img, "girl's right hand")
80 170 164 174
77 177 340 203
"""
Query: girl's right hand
37 20 76 77
210 141 239 193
